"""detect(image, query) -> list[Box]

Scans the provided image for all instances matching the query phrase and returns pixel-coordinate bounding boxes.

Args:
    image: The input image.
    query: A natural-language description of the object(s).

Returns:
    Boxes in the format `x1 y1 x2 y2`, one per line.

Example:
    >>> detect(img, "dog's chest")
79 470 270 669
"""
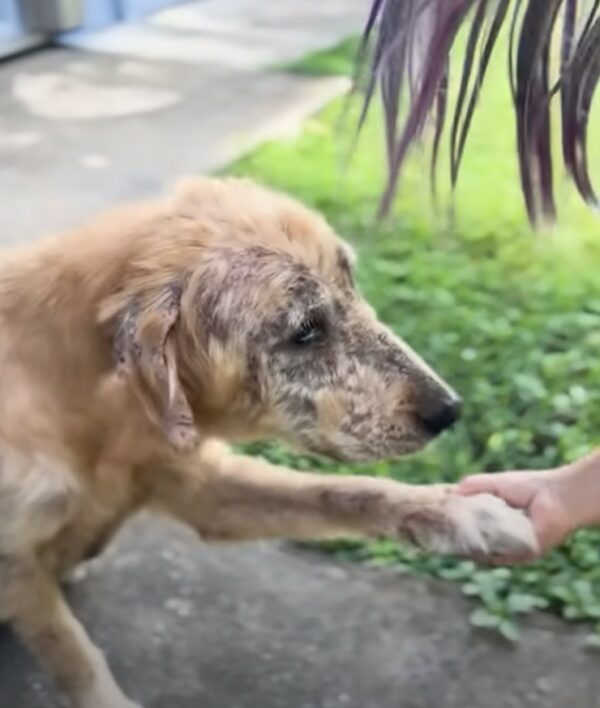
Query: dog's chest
38 467 142 579
41 505 125 576
0 451 81 556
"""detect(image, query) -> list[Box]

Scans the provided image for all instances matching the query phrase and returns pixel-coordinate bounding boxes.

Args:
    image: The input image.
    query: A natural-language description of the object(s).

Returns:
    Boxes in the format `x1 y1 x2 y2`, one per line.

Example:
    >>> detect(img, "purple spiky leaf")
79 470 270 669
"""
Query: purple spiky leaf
451 0 511 185
358 0 600 225
379 0 474 217
561 5 600 207
509 0 561 223
431 60 449 201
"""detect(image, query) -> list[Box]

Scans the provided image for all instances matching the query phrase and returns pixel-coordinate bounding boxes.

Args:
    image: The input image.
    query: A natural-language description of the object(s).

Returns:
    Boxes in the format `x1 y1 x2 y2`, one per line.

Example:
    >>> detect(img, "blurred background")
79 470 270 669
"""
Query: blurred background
0 1 599 707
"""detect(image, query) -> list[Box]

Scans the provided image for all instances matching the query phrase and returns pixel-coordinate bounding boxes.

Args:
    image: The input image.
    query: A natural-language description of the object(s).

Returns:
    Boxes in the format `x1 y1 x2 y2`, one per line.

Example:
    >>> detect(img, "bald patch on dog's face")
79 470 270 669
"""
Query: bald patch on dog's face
175 178 457 461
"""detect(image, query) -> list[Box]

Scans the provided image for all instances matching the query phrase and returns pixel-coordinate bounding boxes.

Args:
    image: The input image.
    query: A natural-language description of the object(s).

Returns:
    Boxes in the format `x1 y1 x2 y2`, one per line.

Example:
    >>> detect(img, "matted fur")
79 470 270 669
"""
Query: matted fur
0 177 536 708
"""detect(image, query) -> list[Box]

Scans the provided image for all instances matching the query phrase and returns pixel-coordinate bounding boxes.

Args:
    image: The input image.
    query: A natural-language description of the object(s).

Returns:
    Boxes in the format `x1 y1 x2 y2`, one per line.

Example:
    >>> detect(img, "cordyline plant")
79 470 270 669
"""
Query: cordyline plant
357 0 600 225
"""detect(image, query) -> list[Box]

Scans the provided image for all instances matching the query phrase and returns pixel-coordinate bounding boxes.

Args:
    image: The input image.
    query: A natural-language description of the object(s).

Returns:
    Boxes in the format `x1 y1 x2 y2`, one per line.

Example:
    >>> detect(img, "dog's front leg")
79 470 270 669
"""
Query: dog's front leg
0 558 142 708
152 444 537 559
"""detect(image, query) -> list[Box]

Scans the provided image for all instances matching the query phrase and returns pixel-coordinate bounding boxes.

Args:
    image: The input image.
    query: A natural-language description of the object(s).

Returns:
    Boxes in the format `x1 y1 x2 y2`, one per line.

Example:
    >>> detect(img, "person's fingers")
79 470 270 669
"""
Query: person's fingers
457 472 537 510
456 474 501 496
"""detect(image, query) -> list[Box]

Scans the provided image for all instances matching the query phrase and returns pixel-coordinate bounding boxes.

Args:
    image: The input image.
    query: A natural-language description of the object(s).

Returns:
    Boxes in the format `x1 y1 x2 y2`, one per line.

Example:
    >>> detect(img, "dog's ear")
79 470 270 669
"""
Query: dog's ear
111 284 199 451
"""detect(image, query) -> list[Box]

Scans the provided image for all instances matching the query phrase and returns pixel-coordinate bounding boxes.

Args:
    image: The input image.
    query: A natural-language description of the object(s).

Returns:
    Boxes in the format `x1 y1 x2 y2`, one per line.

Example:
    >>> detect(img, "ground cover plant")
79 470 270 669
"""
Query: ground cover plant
229 35 600 642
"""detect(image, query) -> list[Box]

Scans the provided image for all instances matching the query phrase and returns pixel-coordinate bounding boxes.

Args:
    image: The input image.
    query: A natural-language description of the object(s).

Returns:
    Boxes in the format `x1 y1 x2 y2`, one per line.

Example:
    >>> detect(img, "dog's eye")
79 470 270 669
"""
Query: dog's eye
291 315 326 347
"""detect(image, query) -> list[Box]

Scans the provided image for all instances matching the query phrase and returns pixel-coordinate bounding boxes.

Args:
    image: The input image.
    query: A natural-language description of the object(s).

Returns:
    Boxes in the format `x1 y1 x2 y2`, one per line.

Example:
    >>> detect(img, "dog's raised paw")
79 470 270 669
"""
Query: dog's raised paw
447 493 538 558
419 492 539 560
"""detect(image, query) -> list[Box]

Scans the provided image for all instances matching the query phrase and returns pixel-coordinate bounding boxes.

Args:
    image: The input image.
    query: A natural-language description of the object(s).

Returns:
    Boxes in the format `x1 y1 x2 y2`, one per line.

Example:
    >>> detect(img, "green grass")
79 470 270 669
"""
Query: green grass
228 36 600 642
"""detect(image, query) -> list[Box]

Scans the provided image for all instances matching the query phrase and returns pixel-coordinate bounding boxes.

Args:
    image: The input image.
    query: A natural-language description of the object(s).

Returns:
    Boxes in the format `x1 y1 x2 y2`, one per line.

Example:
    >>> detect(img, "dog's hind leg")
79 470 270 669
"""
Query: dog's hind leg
0 556 143 708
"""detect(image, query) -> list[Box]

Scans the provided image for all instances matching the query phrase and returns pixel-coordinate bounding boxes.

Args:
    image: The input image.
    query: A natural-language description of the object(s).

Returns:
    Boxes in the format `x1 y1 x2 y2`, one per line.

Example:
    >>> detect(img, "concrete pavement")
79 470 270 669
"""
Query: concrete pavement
1 516 598 708
0 0 366 243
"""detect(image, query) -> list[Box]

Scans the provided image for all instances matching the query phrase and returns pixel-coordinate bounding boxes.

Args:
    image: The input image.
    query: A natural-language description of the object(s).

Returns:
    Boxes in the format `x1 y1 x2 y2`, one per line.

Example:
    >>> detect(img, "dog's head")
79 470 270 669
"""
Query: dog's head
108 178 460 462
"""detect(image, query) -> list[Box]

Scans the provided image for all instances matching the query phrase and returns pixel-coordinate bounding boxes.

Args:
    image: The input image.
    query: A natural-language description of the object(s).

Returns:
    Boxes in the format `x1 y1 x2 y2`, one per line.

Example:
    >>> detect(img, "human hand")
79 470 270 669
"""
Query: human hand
456 469 574 562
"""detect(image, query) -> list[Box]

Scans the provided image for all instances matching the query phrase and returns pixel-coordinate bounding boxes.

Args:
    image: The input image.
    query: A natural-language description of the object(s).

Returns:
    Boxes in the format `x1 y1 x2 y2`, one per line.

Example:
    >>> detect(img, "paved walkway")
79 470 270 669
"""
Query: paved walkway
0 0 365 244
0 2 598 707
64 0 367 71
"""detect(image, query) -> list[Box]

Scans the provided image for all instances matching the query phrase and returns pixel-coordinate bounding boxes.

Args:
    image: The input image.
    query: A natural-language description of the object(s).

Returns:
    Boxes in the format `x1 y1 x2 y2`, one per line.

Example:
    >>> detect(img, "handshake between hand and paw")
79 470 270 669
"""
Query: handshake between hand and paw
451 454 599 563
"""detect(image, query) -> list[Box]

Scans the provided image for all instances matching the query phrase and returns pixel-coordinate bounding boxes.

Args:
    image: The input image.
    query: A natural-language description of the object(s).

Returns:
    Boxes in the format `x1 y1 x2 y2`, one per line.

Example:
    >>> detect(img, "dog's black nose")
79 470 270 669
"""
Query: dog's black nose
420 397 462 436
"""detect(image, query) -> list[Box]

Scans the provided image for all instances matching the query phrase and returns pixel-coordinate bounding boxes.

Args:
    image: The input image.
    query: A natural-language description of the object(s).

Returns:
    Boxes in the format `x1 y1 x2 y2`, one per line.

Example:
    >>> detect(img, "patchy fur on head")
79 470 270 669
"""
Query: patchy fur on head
108 178 461 462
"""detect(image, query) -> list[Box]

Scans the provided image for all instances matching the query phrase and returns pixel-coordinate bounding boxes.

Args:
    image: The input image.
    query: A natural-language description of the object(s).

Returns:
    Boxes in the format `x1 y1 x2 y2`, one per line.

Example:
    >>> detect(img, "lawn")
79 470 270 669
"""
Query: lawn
227 37 600 642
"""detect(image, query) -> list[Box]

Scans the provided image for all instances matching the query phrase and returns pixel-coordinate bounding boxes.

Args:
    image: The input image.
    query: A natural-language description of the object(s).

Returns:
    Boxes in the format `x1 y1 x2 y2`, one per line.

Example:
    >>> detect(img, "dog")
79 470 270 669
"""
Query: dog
0 177 536 708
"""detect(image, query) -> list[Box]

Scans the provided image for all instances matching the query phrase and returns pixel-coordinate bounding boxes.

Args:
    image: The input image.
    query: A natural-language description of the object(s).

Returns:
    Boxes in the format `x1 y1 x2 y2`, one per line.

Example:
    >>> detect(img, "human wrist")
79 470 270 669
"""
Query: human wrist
550 450 600 531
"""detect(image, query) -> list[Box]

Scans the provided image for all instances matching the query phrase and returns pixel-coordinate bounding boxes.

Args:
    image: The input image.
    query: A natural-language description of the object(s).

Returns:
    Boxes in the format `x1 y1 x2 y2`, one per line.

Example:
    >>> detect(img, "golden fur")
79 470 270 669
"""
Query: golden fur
0 177 536 708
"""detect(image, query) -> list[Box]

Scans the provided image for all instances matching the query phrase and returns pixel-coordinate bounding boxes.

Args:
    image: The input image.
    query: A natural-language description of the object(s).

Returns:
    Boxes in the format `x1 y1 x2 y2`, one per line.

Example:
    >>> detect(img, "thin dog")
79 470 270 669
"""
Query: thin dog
0 177 536 708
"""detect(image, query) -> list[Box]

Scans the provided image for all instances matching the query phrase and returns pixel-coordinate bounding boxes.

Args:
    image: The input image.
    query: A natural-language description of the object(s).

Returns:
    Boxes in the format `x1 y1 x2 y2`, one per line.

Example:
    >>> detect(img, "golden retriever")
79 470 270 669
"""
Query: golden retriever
0 177 536 708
